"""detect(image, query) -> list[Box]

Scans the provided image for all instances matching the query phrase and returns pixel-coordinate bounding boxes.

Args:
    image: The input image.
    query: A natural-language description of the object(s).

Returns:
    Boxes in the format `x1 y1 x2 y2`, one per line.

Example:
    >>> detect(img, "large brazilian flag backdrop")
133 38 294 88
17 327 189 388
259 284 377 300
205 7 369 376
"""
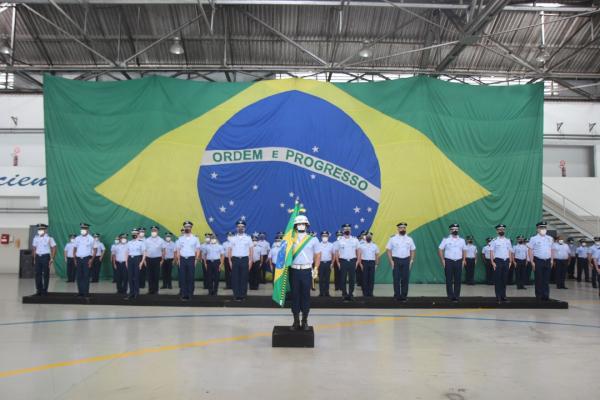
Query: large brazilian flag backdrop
44 75 543 283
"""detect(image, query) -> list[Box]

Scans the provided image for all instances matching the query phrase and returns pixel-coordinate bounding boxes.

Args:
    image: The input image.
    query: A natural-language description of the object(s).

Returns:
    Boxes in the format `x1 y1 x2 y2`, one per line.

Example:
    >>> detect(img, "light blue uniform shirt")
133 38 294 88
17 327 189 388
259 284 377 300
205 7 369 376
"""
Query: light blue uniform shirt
252 243 262 262
164 241 176 259
74 235 95 257
291 236 320 267
317 241 334 262
385 234 416 258
176 235 201 258
482 245 491 259
576 245 590 258
93 240 105 256
490 237 513 260
438 236 466 260
64 242 75 258
552 243 570 260
229 234 252 257
205 243 225 260
336 236 359 260
590 245 600 263
269 245 281 263
113 243 128 262
127 239 146 257
258 240 270 257
144 236 165 258
359 242 379 261
465 244 477 259
513 244 528 260
32 234 56 255
527 234 554 259
568 243 577 257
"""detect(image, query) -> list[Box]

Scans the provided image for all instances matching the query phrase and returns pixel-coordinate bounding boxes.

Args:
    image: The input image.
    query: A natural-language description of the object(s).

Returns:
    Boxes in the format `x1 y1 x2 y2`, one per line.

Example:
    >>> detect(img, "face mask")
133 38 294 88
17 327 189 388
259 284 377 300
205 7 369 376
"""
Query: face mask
80 229 88 236
539 229 547 235
138 232 145 238
166 237 172 242
498 231 505 236
467 241 473 244
296 224 306 232
227 236 234 241
518 240 524 244
322 236 329 243
451 231 458 236
205 237 210 243
237 228 245 234
210 239 217 244
399 230 406 235
70 238 75 243
343 231 350 236
37 230 45 236
132 234 138 239
151 232 158 237
558 239 564 244
184 229 191 234
273 242 280 247
582 243 586 247
120 238 127 244
252 241 258 246
366 237 372 243
114 239 119 244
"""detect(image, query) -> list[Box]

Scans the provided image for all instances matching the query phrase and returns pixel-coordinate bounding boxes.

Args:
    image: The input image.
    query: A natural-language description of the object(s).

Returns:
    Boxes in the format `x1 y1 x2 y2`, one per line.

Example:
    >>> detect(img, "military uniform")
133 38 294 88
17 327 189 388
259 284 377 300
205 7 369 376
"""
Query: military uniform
74 223 95 297
438 224 466 302
31 223 56 296
589 238 600 295
386 222 416 301
464 236 477 285
176 221 200 300
145 226 165 294
137 227 148 288
204 238 225 295
336 224 359 301
552 239 570 289
567 238 577 279
228 220 252 301
482 238 493 285
490 224 513 302
317 231 334 297
113 234 128 294
332 230 342 291
258 233 270 284
200 233 212 289
110 236 119 283
222 232 234 289
249 235 262 290
527 221 554 300
63 234 76 282
126 228 146 299
162 233 176 289
576 240 591 282
512 236 529 289
359 232 379 297
90 234 105 283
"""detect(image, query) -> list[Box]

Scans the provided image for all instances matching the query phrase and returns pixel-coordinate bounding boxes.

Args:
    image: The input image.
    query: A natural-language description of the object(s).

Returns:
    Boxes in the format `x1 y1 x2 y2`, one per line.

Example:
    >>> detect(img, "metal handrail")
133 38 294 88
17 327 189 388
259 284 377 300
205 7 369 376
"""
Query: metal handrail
542 182 600 235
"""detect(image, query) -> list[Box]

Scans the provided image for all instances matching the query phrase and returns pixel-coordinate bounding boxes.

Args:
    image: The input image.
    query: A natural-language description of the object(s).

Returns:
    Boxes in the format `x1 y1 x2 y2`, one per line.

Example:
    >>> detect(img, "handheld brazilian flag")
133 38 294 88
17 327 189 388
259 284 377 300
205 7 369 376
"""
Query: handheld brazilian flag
272 201 303 306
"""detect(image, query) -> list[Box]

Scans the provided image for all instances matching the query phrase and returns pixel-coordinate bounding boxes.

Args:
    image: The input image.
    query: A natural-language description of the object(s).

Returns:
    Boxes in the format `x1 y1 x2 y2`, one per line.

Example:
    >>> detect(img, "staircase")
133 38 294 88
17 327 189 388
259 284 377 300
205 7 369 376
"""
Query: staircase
542 183 600 241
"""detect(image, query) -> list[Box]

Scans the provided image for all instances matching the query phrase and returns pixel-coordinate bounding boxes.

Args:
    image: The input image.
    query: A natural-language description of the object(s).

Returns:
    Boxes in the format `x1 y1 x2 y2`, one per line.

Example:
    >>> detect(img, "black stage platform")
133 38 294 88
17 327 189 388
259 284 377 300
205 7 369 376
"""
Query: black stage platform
23 293 568 309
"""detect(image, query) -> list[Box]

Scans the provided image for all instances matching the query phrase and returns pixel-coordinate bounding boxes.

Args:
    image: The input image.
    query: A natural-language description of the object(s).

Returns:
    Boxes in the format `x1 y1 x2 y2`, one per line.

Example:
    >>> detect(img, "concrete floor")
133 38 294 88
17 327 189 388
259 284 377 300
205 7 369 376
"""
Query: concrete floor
0 275 599 400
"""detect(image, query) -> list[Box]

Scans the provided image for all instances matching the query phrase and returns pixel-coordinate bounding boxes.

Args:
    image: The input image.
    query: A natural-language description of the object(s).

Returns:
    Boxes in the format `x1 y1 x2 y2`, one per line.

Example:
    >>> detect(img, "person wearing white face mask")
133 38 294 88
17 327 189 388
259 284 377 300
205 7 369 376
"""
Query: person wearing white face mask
203 236 225 295
386 222 416 301
490 224 514 303
31 223 57 296
527 221 554 301
112 233 129 295
73 223 96 297
289 214 321 330
145 226 165 294
136 227 148 289
200 233 212 290
161 232 176 289
316 231 334 297
552 236 571 289
63 234 77 282
336 224 360 301
222 232 235 289
576 239 591 283
588 237 600 296
268 232 283 277
110 236 119 283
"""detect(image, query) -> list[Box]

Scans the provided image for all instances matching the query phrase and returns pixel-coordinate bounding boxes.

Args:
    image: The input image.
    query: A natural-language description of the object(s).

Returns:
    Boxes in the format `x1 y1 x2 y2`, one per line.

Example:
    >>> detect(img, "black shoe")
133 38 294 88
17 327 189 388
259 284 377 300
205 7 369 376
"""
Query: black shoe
325 293 331 297
501 298 509 303
399 298 407 303
160 286 167 289
290 314 300 331
301 316 309 331
452 298 459 303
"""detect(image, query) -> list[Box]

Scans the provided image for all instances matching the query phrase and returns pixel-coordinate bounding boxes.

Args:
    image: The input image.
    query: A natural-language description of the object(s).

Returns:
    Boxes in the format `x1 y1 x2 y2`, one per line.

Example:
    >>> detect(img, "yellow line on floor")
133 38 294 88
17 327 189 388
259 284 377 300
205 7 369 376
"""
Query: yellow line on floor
0 308 482 379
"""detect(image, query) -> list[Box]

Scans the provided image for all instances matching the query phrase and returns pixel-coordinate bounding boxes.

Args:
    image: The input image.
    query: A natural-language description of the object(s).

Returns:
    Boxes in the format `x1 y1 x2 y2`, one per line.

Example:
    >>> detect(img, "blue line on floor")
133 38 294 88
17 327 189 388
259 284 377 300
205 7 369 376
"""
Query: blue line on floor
1 313 599 329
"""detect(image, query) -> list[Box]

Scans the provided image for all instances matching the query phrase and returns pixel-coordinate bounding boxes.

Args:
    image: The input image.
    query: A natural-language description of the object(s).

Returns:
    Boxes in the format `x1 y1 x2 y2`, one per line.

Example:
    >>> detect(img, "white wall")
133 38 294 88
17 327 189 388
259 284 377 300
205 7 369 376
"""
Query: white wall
543 177 600 216
0 227 30 274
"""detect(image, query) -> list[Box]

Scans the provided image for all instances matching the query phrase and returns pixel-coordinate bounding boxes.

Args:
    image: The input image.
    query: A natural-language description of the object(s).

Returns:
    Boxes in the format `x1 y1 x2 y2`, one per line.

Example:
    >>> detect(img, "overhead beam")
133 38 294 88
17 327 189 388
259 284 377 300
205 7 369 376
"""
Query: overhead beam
553 78 596 100
435 0 510 72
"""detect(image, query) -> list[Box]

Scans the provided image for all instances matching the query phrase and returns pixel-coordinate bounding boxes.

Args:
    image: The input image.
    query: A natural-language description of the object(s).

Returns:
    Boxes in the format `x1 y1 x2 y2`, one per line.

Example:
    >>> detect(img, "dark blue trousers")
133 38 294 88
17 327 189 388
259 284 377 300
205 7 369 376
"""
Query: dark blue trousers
290 268 311 315
66 257 76 282
180 256 196 298
444 258 462 300
115 261 128 294
534 257 551 300
484 259 494 285
146 257 161 294
34 254 50 294
340 258 357 298
392 257 411 300
231 256 249 298
464 257 475 285
318 261 331 296
206 260 220 295
91 256 101 282
361 260 376 297
127 255 141 297
576 257 589 281
161 258 173 288
76 256 91 296
494 258 509 300
515 259 528 288
555 259 568 288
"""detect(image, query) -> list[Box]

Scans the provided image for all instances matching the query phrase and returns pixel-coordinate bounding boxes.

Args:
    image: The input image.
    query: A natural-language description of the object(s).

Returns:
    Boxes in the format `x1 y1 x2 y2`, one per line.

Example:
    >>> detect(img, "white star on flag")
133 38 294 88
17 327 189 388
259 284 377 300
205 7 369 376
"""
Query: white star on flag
252 184 258 190
360 218 365 223
353 206 361 213
240 215 246 221
208 217 214 222
367 207 372 213
310 174 316 180
228 200 235 206
219 205 226 213
210 172 218 179
354 224 359 229
280 203 285 208
312 146 319 153
289 192 294 197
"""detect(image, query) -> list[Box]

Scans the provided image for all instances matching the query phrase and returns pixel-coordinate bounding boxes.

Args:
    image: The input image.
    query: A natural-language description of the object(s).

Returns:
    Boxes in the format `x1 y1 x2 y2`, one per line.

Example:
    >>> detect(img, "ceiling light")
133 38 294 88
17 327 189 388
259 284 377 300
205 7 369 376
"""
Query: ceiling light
169 36 184 55
535 45 550 65
358 41 372 58
0 39 11 55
